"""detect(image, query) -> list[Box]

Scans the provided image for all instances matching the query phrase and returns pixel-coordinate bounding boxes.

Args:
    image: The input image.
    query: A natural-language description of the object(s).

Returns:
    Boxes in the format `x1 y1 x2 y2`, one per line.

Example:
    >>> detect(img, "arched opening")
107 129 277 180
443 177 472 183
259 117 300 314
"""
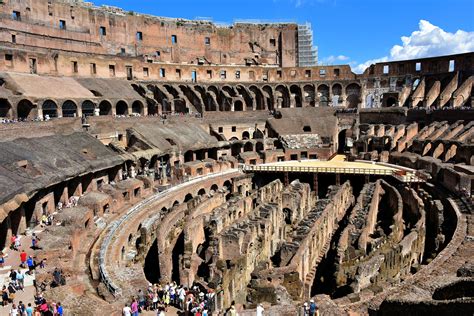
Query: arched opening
303 85 316 107
244 142 253 152
184 193 193 202
338 129 347 154
42 100 58 118
198 188 206 196
223 180 232 192
132 100 144 115
250 86 265 110
17 99 35 120
144 238 161 283
290 85 303 107
231 143 242 156
242 131 250 140
332 84 342 106
116 101 129 116
0 99 12 119
184 150 194 163
276 85 290 108
256 142 264 152
210 184 219 193
346 83 361 109
62 100 77 117
317 85 329 107
174 99 187 113
234 100 243 111
171 232 185 283
99 100 112 116
262 86 274 110
82 100 95 116
283 208 292 225
147 100 158 115
386 97 397 107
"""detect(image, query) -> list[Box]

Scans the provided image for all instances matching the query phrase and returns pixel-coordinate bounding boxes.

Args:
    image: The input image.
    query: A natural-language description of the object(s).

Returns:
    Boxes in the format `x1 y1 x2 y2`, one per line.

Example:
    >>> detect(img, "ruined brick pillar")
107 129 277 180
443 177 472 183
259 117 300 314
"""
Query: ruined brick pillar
313 173 319 200
335 173 341 185
17 206 27 234
284 172 289 186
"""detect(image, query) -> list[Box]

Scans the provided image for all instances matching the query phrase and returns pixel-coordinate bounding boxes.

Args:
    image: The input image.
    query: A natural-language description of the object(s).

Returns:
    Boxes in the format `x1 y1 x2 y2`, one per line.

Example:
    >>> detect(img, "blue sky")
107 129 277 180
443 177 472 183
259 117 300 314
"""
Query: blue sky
92 0 474 72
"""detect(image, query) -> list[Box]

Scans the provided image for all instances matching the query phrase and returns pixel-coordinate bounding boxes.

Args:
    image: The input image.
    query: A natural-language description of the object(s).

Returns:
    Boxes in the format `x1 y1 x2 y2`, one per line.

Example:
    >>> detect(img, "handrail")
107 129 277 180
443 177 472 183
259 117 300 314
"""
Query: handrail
98 169 239 297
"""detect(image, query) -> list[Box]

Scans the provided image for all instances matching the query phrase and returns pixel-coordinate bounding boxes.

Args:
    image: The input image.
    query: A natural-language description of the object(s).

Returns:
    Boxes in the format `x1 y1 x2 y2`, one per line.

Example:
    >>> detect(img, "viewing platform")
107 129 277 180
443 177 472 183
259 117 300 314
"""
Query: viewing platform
241 155 428 183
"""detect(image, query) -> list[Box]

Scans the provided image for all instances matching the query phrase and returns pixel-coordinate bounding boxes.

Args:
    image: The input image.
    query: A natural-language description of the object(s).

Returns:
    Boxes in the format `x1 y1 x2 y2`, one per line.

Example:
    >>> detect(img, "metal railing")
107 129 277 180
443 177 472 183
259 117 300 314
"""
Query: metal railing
242 164 395 176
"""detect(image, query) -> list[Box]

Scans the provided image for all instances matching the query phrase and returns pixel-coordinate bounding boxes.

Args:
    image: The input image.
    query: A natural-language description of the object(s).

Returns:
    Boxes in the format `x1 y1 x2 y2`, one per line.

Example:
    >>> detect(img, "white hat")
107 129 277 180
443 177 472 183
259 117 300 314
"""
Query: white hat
304 302 308 306
310 299 314 303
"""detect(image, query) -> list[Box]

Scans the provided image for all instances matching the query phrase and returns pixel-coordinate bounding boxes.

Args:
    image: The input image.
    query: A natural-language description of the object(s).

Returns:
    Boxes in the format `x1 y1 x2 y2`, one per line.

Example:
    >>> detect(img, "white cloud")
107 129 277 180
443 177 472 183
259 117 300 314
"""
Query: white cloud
320 55 349 64
351 20 474 73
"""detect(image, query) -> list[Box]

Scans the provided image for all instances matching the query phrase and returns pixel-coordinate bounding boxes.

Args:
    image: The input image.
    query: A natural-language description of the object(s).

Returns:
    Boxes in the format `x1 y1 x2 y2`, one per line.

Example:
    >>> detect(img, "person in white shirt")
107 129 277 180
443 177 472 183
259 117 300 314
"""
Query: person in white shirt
122 303 132 316
9 303 19 316
256 303 264 316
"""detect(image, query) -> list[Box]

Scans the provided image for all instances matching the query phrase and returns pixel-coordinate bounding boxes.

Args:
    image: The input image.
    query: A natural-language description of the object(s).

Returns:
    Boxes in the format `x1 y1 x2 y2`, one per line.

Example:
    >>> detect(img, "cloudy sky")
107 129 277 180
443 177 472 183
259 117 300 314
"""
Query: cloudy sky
93 0 474 73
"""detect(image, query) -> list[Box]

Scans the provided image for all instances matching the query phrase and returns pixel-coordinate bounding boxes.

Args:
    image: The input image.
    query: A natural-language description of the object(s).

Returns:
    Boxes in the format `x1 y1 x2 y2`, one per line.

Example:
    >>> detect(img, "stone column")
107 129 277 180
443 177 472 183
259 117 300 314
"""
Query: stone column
313 173 319 200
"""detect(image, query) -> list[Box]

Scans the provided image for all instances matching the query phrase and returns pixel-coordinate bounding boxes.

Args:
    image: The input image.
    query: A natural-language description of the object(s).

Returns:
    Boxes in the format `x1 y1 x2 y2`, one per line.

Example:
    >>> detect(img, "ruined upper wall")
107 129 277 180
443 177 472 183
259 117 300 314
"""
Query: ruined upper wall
0 0 297 66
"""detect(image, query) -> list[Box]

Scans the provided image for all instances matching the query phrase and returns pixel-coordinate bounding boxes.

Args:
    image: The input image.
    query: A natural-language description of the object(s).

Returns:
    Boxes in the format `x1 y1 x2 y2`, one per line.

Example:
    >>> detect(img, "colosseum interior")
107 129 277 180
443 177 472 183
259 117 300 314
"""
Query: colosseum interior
0 0 473 315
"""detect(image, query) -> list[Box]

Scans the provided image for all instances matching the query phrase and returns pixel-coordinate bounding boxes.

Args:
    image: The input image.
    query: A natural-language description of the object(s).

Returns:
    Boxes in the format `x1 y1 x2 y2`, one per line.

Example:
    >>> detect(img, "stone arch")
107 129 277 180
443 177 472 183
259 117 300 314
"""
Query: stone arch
303 84 316 107
184 150 194 163
99 100 112 116
147 100 158 115
116 100 129 116
198 188 206 196
223 180 232 191
290 85 303 107
262 85 274 110
17 99 36 120
244 142 254 152
283 208 292 225
42 100 58 118
62 100 77 117
184 193 193 203
242 131 250 140
249 86 265 110
275 85 290 108
0 99 12 119
317 84 329 107
132 100 144 115
210 184 219 193
332 83 342 106
231 143 242 156
82 100 96 116
346 83 361 108
234 100 243 111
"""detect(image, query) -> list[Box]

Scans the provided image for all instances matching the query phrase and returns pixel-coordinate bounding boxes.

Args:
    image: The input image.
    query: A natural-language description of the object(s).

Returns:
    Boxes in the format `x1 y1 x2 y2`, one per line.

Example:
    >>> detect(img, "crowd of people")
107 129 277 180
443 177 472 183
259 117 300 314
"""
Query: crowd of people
123 282 214 316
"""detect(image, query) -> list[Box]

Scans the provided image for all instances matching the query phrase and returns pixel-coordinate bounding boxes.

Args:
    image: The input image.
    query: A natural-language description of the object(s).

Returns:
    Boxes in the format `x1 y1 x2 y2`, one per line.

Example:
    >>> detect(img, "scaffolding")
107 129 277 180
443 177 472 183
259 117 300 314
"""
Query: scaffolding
298 23 318 67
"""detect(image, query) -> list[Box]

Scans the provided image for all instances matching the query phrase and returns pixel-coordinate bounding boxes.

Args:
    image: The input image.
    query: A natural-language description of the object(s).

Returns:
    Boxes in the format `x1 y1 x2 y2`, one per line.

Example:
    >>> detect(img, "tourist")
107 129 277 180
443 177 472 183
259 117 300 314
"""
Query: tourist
9 302 19 316
26 303 34 316
16 269 25 290
27 256 35 275
0 251 5 267
18 301 26 315
303 302 309 315
20 249 27 268
122 303 132 316
2 285 8 306
131 298 139 316
309 299 318 316
57 302 64 316
137 289 146 311
256 303 264 316
10 235 17 250
14 236 21 251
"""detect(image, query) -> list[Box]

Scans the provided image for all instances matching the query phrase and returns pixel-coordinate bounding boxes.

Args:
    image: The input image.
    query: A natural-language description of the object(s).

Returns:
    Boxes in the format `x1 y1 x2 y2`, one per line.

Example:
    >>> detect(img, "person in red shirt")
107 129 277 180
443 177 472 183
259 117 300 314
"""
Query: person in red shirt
20 250 27 268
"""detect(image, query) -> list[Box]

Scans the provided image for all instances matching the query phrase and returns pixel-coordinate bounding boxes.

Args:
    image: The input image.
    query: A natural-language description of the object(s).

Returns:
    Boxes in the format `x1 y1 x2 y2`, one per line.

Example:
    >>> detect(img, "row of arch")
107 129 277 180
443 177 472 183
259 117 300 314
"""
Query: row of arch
148 82 362 114
0 98 147 120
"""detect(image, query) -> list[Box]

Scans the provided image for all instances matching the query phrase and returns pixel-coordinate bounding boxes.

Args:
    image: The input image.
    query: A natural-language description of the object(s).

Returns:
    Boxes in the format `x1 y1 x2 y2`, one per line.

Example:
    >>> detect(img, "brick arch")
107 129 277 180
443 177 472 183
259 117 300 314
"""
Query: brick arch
0 98 13 119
